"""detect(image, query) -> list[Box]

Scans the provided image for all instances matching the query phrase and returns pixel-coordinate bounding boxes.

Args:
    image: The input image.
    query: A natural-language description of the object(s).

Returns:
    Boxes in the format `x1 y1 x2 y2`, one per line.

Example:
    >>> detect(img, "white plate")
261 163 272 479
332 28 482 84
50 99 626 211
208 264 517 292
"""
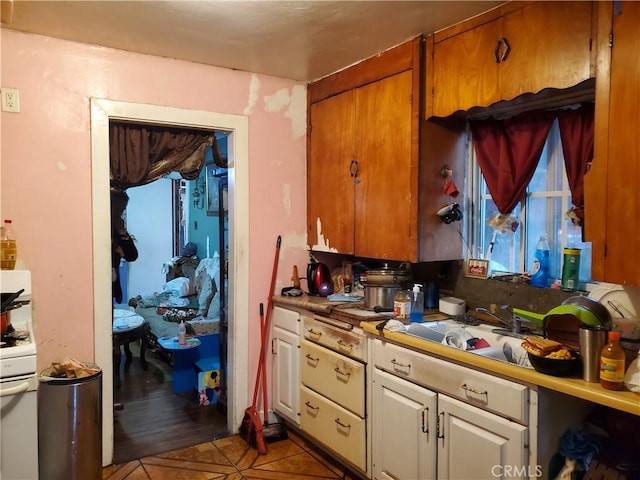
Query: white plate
113 308 137 319
589 284 639 319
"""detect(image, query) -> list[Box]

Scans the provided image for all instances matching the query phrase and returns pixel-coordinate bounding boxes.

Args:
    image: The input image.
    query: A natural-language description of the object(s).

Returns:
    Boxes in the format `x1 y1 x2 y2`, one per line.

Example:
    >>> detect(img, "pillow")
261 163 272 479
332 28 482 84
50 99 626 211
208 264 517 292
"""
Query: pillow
162 277 192 297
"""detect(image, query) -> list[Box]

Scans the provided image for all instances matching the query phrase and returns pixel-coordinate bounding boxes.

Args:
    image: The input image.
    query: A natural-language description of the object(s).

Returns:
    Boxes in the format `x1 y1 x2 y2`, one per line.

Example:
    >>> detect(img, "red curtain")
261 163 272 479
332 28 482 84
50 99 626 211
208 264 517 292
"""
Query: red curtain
557 103 595 225
470 110 557 214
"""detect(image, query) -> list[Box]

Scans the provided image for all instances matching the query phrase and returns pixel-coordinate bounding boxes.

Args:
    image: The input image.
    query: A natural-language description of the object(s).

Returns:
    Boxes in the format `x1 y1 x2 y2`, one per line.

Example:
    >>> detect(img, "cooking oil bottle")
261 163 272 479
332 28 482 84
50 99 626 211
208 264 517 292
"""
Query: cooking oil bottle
600 331 626 390
0 219 17 270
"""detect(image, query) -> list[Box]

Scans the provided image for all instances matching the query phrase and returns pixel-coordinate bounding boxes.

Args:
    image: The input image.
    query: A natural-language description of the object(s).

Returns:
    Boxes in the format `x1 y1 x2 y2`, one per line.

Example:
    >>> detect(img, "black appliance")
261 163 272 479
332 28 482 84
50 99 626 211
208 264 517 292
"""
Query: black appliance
306 262 331 295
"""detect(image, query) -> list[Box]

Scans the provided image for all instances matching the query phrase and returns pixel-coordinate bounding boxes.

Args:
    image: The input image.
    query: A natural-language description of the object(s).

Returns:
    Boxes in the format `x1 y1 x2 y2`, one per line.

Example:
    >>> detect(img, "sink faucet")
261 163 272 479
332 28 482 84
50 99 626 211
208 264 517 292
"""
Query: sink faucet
475 305 523 335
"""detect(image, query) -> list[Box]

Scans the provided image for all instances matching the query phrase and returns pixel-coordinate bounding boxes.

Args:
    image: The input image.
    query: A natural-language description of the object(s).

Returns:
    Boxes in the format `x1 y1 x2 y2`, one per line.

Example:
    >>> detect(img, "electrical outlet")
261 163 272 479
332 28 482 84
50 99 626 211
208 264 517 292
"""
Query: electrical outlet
1 88 20 113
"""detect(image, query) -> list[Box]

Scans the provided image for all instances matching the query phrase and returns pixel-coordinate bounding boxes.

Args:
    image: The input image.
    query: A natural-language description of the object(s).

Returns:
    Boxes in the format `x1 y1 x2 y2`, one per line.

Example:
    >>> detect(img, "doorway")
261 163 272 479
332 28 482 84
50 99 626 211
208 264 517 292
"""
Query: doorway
90 98 251 466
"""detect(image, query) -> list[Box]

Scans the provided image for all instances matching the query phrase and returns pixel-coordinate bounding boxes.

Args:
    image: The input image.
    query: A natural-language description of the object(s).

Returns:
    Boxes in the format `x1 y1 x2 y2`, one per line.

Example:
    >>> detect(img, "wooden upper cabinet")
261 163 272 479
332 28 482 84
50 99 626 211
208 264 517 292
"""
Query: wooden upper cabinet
587 1 640 285
307 37 422 262
429 1 594 118
308 91 357 254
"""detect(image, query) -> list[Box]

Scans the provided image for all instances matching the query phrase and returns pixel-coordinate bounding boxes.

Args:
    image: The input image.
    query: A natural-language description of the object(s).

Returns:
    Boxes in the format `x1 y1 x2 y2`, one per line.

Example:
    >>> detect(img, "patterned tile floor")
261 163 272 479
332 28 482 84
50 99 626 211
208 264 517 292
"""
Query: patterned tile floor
103 431 362 479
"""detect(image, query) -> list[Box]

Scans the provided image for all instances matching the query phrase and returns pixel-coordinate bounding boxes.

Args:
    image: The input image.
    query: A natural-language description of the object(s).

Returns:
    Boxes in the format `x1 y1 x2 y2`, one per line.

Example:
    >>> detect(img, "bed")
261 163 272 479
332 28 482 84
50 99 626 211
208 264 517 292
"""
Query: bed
128 254 222 365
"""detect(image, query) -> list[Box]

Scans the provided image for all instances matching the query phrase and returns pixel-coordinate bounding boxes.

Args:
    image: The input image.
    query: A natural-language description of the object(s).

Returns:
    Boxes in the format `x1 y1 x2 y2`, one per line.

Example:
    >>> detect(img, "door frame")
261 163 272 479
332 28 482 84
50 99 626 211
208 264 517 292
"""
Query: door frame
90 98 250 465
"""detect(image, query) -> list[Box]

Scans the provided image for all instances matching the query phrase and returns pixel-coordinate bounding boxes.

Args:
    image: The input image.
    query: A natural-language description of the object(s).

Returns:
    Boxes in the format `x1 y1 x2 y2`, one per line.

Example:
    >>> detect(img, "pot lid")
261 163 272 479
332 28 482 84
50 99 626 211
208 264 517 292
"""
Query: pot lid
367 263 409 276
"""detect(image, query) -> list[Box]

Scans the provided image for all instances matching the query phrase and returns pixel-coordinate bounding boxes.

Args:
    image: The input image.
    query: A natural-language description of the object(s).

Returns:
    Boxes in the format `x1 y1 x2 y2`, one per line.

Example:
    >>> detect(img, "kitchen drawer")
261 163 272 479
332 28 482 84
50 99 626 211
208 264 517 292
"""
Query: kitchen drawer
300 384 366 471
272 306 300 335
372 339 529 423
302 316 366 361
300 339 365 416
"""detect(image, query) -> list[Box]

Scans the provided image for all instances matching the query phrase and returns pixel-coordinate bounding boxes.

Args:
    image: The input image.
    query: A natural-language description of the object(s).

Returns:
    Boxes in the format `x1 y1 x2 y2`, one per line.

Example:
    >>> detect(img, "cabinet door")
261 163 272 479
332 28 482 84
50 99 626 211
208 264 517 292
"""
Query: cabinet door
499 1 593 101
355 70 416 260
372 369 437 480
308 90 357 254
437 394 528 480
589 1 640 284
271 307 300 425
432 19 502 117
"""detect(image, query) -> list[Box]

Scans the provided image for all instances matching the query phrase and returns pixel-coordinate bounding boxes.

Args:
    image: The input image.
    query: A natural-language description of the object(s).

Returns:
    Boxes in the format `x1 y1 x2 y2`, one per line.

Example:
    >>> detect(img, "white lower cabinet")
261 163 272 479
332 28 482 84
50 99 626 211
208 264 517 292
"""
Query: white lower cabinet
437 394 527 480
372 338 529 480
271 306 301 425
372 369 437 480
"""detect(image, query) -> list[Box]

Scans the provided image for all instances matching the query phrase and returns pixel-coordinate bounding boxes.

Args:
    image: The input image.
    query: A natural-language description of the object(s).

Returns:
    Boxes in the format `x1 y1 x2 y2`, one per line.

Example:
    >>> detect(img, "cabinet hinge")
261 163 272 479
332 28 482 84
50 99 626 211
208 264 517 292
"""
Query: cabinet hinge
604 243 608 258
609 33 614 48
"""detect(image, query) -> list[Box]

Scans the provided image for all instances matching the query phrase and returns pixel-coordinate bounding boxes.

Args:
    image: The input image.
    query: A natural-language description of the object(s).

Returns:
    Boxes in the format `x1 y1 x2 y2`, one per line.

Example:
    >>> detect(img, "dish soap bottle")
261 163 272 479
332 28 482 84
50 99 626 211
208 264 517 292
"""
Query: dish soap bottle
393 289 411 324
0 219 17 270
409 284 424 323
600 331 625 390
178 320 186 346
530 234 549 287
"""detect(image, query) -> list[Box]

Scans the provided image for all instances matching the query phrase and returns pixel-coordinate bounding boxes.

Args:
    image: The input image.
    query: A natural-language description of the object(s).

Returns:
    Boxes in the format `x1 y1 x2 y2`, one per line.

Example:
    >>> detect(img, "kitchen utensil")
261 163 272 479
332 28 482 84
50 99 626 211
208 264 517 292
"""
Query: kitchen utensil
562 295 611 327
579 325 609 382
528 351 581 377
608 301 625 318
544 313 582 350
364 285 400 309
306 262 331 295
1 289 24 312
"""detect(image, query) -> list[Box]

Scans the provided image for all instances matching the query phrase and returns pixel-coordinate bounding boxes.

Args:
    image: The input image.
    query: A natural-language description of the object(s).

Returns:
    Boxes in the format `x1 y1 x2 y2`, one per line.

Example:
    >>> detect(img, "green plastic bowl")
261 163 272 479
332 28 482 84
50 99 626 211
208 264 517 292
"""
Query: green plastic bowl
545 304 602 327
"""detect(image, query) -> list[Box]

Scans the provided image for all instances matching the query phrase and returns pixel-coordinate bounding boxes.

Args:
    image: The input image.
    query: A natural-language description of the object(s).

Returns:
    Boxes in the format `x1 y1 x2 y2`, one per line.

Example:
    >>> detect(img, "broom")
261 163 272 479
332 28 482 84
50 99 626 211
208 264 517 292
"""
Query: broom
259 302 288 443
239 236 281 453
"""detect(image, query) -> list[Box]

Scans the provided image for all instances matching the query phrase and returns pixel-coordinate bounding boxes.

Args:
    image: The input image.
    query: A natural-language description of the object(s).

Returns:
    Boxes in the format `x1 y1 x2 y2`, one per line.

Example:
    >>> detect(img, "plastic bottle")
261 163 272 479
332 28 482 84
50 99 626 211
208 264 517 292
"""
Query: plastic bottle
178 320 186 346
393 289 411 324
599 331 626 390
529 234 550 288
409 284 424 323
0 219 17 270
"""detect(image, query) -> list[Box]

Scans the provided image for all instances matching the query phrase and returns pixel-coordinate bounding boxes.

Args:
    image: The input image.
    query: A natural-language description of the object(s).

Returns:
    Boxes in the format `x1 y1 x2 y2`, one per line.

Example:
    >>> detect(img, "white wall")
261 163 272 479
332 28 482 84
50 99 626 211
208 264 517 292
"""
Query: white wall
126 179 174 298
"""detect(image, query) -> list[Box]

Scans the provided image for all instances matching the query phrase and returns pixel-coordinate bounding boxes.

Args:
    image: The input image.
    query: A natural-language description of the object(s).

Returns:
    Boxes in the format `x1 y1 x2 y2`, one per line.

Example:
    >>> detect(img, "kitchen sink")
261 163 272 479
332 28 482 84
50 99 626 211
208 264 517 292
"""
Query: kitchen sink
404 320 533 368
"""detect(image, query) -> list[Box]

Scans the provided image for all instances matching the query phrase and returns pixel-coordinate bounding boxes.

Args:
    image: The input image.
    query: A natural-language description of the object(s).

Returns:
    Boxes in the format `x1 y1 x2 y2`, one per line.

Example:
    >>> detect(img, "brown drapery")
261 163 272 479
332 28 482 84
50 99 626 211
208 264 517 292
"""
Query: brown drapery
470 104 594 216
109 122 225 190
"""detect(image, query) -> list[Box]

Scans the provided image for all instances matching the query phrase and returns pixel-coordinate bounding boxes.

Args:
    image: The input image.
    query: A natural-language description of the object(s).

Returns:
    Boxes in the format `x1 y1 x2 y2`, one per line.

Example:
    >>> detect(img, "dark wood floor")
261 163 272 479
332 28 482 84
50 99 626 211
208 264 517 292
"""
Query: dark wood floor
113 342 230 464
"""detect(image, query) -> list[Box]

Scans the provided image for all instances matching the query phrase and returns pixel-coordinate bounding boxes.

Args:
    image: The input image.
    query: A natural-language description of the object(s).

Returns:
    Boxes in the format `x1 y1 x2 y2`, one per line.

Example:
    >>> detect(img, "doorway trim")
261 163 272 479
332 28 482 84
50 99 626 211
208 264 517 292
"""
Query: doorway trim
91 98 250 465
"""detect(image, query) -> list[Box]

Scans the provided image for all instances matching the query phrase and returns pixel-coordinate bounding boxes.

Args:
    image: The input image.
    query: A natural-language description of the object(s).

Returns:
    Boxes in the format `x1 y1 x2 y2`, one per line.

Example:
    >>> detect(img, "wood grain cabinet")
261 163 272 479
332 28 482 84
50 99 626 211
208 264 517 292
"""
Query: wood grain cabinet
308 39 420 261
428 1 594 118
587 1 640 286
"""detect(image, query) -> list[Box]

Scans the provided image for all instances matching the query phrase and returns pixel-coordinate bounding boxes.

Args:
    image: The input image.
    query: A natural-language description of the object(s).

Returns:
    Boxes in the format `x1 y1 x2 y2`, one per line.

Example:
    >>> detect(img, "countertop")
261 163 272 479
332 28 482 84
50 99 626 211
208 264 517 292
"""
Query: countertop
273 294 640 416
361 321 640 416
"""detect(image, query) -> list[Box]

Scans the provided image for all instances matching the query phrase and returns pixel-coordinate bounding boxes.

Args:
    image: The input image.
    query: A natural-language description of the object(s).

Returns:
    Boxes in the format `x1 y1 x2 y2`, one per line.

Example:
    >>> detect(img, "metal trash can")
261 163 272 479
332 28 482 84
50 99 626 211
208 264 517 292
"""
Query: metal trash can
38 365 102 480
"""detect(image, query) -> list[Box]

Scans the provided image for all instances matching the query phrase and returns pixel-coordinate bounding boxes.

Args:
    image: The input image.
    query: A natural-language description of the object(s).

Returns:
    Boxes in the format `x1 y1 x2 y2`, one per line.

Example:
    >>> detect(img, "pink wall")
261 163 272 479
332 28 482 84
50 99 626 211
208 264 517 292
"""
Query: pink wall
0 30 308 375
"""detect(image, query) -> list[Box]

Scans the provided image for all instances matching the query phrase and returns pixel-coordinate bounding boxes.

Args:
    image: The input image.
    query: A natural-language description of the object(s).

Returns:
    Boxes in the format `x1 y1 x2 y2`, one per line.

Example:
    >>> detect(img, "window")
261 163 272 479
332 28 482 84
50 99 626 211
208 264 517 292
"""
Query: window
467 120 591 286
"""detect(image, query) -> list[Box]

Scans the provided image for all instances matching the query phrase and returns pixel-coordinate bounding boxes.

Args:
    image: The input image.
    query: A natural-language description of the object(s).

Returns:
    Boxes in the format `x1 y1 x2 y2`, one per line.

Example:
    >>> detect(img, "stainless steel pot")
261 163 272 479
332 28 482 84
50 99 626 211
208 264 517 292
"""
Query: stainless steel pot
364 285 400 309
363 263 410 287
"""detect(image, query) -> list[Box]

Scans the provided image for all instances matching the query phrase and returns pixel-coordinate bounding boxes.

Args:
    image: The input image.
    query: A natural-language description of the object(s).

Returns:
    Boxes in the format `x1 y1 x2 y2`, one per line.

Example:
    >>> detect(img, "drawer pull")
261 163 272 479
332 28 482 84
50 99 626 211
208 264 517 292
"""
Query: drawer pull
422 407 429 434
306 328 322 338
334 367 351 381
336 339 353 351
305 353 320 365
334 418 351 431
305 401 319 413
461 383 488 397
391 358 411 371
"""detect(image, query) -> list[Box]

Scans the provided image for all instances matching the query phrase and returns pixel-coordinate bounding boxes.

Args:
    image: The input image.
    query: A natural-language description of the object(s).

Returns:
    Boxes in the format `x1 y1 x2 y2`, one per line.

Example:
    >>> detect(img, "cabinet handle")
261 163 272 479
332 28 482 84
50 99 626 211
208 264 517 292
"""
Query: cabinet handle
349 160 359 178
334 367 351 381
334 418 351 432
336 339 353 351
461 383 488 397
494 37 511 63
437 411 445 439
391 358 411 372
305 353 320 365
306 328 322 339
305 401 319 413
422 407 429 434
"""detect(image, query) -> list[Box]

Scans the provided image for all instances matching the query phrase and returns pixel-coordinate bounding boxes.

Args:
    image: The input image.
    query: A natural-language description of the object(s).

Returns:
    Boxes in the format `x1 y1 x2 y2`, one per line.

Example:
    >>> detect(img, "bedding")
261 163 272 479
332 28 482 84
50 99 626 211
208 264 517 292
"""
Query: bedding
128 254 221 364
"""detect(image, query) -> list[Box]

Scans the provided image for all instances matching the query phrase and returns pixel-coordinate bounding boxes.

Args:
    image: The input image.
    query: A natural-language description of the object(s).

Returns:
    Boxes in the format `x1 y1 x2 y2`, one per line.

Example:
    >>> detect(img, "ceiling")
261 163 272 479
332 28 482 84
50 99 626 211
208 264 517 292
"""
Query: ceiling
0 0 503 82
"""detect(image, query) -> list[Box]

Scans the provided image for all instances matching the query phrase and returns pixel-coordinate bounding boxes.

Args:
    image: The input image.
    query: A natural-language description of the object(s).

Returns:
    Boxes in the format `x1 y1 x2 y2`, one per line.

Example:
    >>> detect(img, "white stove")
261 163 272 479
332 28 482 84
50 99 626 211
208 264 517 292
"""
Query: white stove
1 270 39 480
